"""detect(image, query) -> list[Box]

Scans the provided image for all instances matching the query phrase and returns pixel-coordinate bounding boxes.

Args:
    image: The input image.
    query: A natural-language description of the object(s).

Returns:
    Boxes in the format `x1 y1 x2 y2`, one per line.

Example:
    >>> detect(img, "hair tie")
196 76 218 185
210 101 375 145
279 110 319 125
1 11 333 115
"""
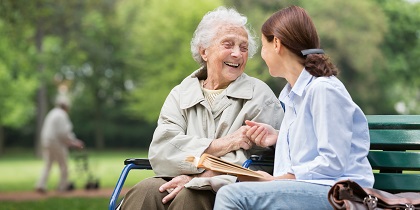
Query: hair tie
301 49 325 56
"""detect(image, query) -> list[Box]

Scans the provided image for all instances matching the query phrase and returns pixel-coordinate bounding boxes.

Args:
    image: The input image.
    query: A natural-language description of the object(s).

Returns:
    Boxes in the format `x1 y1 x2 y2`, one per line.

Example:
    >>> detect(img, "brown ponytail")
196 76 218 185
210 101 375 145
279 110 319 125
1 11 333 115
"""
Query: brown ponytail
262 5 339 77
304 54 338 77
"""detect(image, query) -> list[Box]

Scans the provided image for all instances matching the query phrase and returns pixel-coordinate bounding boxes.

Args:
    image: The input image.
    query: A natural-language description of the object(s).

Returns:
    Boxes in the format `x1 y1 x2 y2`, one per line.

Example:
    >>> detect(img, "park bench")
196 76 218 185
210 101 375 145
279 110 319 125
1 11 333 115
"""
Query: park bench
108 115 420 210
364 115 420 192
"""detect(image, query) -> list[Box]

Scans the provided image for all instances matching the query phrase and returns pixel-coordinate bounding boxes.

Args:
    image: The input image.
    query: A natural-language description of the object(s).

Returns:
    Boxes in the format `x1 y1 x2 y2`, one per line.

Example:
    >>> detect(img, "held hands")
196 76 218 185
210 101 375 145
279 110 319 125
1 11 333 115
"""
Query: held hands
231 126 254 150
205 125 253 157
245 120 278 147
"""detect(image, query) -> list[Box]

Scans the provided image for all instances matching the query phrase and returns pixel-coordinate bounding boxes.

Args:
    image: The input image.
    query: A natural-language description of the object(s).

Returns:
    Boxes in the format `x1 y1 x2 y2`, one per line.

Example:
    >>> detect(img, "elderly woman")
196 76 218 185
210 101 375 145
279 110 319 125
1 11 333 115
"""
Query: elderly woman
119 6 283 210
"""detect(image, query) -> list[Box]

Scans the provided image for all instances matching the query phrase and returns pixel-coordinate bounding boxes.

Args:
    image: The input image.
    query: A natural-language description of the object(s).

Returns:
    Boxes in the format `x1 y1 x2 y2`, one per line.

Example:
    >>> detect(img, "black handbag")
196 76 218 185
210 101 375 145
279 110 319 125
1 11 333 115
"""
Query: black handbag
328 180 420 210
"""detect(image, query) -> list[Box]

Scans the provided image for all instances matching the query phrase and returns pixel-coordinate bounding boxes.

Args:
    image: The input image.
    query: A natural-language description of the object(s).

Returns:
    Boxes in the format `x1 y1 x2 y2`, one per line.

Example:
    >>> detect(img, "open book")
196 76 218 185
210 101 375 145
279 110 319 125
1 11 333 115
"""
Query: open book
186 153 264 178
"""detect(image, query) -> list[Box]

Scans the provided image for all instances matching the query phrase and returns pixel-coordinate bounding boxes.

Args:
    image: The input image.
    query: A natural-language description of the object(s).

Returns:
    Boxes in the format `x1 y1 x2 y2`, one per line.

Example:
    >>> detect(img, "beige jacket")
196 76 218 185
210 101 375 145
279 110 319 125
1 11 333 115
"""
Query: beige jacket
148 70 284 177
40 107 77 149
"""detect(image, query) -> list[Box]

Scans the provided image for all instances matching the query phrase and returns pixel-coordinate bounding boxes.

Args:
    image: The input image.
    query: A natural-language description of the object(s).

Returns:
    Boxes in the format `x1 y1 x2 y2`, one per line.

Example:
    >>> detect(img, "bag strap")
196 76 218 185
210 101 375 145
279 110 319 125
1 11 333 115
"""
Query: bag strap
364 188 420 206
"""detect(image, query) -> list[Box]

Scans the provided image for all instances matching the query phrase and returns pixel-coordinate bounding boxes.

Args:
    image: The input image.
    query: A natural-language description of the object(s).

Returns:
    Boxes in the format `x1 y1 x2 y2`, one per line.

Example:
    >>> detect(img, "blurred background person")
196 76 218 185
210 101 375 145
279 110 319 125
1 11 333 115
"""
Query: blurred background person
35 95 84 194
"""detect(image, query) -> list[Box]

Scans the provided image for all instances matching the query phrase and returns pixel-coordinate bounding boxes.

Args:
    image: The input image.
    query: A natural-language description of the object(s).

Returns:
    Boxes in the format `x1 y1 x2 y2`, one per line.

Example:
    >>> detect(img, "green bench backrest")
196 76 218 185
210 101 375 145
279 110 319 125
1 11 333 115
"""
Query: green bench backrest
366 115 420 192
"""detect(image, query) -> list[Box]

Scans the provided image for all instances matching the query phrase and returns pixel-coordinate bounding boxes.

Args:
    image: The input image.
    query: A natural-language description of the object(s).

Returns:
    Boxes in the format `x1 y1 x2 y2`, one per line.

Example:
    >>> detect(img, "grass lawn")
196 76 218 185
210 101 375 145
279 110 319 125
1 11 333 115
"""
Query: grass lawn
0 148 155 210
0 148 155 192
1 197 109 210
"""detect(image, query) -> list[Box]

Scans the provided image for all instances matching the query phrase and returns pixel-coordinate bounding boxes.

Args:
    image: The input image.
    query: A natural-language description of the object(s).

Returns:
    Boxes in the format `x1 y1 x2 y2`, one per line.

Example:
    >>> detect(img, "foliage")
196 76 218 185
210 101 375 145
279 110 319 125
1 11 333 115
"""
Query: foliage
303 0 389 114
122 0 223 122
228 0 390 113
224 0 290 92
0 0 419 149
374 0 420 114
0 10 38 128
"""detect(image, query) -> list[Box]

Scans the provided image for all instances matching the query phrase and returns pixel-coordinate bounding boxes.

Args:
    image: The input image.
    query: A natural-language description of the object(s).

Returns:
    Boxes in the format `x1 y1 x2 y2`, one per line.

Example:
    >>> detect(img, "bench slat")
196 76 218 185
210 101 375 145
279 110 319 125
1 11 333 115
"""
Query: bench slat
367 115 420 129
373 173 420 192
366 115 420 192
369 129 420 150
368 151 420 170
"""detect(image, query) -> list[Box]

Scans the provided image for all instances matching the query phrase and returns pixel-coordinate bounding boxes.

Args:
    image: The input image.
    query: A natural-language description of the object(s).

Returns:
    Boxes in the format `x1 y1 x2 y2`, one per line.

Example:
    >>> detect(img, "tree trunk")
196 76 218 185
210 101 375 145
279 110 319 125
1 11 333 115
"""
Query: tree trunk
0 126 4 155
94 95 105 149
35 17 47 157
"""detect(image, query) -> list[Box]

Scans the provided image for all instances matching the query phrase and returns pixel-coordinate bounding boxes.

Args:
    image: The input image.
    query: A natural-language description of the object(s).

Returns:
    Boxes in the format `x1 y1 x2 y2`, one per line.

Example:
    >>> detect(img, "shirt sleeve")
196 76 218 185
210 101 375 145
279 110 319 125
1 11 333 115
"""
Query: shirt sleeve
292 80 355 180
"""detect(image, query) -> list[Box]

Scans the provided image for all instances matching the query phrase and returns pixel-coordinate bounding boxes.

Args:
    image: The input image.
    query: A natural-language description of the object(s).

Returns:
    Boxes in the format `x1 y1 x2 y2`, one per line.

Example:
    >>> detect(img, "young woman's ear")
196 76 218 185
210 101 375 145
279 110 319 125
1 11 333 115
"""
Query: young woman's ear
273 37 281 54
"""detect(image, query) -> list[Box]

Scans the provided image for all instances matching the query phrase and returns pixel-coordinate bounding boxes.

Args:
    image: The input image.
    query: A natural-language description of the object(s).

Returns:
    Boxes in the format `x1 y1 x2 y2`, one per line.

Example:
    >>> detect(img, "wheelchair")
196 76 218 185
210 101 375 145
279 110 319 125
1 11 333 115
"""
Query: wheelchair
108 155 274 210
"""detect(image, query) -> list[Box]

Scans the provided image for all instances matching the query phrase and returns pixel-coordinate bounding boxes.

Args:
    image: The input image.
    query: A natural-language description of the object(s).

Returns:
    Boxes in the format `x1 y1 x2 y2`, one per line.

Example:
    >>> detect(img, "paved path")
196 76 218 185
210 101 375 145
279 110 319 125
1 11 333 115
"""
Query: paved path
0 188 129 201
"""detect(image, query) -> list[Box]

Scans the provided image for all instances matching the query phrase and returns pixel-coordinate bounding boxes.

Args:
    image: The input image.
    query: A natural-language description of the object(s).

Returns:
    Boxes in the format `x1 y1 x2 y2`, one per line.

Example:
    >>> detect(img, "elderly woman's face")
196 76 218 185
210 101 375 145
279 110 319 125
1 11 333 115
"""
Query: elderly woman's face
202 25 249 86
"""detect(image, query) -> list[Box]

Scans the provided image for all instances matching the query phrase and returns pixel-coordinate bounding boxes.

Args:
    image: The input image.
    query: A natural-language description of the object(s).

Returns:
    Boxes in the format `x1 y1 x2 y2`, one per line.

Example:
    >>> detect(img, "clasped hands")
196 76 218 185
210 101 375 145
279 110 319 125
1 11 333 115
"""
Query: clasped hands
244 120 278 148
159 120 280 204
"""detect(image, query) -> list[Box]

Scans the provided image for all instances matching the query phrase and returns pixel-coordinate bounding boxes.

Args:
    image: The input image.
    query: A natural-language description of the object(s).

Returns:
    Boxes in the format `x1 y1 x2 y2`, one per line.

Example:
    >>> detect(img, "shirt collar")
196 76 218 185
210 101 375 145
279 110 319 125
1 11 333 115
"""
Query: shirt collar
292 69 314 97
279 69 314 105
179 70 252 109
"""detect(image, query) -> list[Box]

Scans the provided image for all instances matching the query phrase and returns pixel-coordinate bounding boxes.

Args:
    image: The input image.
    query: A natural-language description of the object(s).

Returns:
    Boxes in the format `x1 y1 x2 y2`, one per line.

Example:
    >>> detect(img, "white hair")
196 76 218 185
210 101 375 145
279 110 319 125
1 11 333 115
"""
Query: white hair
190 6 258 66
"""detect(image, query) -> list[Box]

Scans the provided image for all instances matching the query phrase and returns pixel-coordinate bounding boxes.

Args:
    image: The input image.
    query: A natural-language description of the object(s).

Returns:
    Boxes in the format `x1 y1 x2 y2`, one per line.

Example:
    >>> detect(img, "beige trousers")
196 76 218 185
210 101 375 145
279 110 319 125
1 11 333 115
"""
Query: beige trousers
120 177 215 210
35 146 70 191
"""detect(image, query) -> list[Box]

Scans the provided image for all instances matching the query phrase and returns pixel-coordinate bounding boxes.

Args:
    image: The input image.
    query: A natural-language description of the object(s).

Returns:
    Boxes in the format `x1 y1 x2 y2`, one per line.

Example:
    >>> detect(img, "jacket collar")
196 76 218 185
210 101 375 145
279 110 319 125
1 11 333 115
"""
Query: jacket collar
179 69 253 109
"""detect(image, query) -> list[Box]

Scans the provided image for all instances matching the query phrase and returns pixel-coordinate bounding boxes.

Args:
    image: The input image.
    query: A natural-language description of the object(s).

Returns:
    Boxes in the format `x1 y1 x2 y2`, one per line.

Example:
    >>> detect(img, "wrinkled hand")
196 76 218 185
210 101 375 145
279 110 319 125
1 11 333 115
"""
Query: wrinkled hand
159 175 192 204
221 125 253 151
205 126 253 157
245 120 278 147
234 125 254 150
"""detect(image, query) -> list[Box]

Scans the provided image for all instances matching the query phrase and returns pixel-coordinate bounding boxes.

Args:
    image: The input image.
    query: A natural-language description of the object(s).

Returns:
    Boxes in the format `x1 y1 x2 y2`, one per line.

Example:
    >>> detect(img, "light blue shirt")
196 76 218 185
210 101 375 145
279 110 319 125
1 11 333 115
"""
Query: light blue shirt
274 69 374 188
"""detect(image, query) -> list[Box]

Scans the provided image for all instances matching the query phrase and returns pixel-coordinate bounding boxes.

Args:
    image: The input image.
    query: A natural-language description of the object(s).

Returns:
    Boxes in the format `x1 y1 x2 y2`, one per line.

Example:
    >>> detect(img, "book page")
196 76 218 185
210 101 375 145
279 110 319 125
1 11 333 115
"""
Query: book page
186 153 264 178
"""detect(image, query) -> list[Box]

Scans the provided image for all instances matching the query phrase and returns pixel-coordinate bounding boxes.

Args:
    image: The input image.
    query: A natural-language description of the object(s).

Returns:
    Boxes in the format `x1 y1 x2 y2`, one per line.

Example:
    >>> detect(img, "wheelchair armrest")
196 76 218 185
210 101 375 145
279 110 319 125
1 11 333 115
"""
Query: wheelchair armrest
124 158 152 169
242 155 274 168
109 158 152 210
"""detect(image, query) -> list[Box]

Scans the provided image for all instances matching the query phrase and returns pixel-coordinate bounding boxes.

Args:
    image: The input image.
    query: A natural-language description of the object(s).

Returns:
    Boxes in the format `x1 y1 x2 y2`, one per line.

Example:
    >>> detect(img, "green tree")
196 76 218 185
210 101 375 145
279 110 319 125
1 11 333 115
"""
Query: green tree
61 0 128 149
374 0 420 114
0 3 39 154
123 0 223 122
0 22 38 154
228 0 389 114
303 0 388 114
224 0 290 92
0 0 94 153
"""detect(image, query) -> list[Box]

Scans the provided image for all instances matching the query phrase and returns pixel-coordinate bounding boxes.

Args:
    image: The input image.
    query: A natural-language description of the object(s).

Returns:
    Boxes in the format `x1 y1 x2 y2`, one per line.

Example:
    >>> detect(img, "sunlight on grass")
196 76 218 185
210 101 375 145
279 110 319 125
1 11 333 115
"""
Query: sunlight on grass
0 149 155 192
1 197 109 210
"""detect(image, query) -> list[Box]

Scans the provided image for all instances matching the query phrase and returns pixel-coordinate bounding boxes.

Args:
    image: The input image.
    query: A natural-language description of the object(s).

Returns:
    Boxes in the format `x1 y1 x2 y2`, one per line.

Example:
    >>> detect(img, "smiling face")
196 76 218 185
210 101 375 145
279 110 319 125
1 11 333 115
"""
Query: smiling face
200 25 249 89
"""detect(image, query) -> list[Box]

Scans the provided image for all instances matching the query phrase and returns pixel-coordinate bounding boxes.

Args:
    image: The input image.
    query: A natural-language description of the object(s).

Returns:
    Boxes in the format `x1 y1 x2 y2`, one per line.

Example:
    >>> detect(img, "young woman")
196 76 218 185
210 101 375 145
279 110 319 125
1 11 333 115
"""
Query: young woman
214 5 374 210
